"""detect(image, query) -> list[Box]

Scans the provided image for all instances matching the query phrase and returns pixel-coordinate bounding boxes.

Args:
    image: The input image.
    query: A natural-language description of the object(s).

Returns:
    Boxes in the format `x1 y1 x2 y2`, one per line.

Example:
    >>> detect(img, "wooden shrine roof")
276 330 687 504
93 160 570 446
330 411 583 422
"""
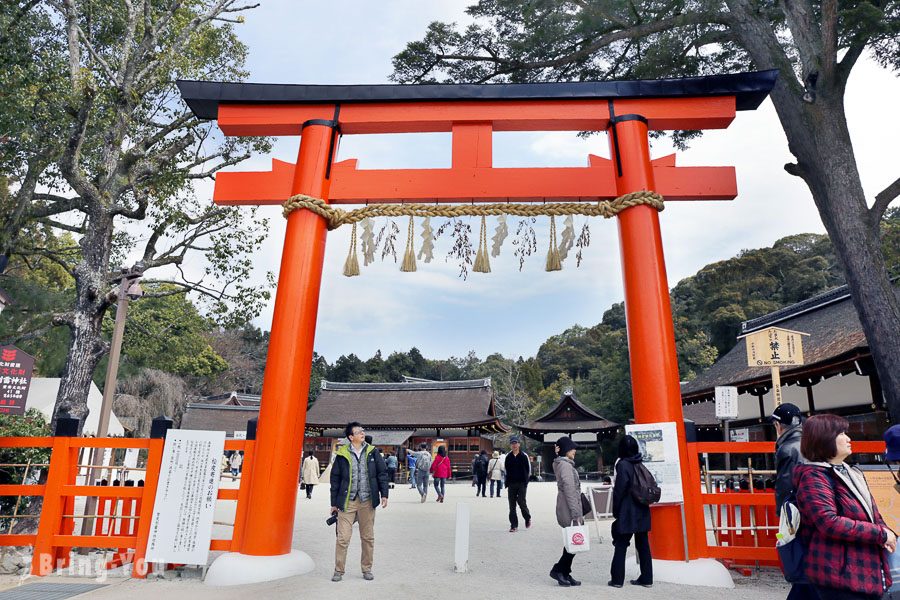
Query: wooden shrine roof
681 284 899 402
177 70 777 120
306 378 508 432
518 391 618 440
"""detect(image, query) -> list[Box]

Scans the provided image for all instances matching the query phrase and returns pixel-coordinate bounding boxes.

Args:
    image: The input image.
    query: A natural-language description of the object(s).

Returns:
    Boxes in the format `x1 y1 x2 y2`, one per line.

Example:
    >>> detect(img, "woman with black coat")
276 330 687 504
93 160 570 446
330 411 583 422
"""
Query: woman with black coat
609 435 653 588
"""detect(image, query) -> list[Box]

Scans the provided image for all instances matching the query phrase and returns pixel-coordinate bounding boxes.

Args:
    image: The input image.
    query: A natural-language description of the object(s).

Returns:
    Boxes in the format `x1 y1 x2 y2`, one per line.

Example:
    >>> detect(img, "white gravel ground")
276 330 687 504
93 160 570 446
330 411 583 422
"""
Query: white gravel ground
1 481 792 599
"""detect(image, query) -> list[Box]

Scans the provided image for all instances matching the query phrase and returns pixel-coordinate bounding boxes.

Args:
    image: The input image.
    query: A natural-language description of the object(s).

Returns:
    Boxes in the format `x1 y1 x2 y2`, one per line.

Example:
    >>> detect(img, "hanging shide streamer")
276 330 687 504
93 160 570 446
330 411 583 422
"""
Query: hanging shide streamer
418 216 434 263
305 191 664 278
343 222 360 277
473 216 491 273
400 215 417 272
559 215 575 262
491 214 508 257
546 215 562 272
361 218 376 266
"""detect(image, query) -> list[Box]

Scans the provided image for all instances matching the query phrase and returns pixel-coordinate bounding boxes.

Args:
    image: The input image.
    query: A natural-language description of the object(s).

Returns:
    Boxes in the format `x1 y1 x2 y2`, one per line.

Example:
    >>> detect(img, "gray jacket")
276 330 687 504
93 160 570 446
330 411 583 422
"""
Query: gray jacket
553 456 583 527
774 424 804 512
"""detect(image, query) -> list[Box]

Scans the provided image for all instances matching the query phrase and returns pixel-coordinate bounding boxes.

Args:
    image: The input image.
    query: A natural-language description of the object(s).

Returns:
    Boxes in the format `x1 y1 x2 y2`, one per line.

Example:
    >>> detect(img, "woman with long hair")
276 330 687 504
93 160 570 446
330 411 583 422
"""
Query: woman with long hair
431 445 452 503
794 414 895 599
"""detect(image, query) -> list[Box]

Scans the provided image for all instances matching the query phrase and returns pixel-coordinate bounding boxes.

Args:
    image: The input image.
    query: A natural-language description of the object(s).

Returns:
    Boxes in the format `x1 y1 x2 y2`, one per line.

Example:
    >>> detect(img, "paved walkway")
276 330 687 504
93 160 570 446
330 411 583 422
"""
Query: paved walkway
5 482 791 599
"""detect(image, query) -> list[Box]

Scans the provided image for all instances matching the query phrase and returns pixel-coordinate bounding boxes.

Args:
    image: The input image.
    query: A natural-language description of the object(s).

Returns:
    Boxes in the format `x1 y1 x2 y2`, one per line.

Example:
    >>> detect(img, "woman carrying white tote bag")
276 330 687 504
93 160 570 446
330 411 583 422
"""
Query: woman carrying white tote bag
551 436 587 586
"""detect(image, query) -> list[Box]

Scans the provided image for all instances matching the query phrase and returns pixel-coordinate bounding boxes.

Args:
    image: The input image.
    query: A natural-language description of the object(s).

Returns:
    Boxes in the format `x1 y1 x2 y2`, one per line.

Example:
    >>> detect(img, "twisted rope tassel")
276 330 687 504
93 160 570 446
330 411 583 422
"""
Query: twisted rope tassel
473 215 491 273
343 222 360 277
400 215 417 272
546 215 562 272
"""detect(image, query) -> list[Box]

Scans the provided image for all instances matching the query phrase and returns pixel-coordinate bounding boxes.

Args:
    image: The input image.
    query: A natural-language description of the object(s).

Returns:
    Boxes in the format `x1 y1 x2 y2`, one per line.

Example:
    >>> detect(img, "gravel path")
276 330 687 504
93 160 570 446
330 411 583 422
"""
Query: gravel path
2 481 792 599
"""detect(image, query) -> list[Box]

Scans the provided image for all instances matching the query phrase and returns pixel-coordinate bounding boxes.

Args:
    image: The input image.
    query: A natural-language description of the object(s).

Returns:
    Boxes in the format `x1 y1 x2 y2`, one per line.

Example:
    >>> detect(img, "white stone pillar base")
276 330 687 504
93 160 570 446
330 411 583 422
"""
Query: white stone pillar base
203 550 314 586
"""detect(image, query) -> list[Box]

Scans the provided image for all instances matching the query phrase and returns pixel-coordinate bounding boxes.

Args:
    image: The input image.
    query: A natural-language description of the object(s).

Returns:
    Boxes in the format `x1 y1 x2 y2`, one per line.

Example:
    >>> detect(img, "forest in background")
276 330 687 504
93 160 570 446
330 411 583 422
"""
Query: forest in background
1 200 897 437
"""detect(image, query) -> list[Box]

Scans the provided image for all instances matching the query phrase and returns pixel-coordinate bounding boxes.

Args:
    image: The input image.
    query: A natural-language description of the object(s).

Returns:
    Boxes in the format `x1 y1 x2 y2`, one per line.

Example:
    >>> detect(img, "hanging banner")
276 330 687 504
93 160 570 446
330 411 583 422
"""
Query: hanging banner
0 346 35 415
146 429 225 565
624 421 684 503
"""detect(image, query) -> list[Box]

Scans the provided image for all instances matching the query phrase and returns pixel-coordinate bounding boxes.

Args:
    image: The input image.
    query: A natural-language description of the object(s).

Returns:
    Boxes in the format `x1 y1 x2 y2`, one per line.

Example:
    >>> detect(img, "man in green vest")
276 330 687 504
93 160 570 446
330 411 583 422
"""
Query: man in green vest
330 421 389 582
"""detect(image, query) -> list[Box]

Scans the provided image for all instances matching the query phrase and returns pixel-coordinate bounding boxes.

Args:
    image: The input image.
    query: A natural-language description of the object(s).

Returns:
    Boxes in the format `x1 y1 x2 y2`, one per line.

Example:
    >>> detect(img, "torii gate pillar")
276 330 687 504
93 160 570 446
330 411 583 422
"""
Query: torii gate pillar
205 122 335 584
610 115 704 560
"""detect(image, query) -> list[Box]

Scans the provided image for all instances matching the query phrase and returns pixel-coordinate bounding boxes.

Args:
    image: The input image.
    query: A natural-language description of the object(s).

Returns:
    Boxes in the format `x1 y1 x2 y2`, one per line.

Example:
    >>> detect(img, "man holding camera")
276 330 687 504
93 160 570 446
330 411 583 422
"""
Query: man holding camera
330 421 389 582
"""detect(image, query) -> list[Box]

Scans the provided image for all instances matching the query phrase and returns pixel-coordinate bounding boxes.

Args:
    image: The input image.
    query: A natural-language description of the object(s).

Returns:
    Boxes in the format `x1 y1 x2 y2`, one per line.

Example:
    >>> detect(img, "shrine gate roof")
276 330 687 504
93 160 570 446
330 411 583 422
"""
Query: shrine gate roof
178 70 777 120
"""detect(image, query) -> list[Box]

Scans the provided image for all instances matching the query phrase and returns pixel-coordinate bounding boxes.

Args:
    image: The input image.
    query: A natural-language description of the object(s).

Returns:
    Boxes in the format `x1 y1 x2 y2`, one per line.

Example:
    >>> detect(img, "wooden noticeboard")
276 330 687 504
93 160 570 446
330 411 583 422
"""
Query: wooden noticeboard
862 468 900 533
741 327 809 407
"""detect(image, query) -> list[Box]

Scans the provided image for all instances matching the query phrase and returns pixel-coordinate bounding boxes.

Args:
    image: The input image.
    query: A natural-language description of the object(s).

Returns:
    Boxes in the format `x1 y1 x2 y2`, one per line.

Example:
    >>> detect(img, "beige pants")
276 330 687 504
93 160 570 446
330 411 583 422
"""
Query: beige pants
334 497 376 574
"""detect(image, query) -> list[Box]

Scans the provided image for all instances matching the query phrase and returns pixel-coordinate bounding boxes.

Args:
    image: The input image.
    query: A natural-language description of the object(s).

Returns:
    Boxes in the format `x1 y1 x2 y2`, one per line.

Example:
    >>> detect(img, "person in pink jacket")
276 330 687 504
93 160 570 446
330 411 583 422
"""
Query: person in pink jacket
430 445 452 503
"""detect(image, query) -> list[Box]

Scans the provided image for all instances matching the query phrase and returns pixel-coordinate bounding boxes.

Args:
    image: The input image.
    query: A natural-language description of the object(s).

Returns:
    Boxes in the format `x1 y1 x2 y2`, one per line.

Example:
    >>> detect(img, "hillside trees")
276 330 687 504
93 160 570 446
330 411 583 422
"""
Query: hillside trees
393 0 900 417
0 1 272 431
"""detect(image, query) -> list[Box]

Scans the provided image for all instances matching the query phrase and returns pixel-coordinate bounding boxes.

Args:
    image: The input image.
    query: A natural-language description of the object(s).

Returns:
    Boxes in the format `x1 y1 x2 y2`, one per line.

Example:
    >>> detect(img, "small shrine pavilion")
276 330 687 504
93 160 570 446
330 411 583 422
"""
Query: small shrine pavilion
518 389 619 475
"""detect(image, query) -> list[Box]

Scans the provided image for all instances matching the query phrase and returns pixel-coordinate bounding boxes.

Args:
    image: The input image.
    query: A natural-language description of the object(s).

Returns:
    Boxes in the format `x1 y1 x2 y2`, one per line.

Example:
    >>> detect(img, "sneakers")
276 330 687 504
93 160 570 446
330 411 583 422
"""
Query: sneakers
509 526 517 532
363 572 374 581
630 579 652 588
420 494 426 503
525 518 532 529
607 581 623 588
331 572 342 582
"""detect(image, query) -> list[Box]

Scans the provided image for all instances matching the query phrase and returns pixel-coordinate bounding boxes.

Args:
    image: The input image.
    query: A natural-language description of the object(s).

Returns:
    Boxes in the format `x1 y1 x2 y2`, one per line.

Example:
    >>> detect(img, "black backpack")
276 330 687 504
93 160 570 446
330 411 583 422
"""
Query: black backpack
630 462 662 505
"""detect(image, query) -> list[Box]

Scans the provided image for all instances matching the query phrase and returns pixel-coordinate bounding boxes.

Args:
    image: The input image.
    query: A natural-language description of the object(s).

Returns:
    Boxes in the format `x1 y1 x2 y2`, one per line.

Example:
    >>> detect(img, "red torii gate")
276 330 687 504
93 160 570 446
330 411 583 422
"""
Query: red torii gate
177 70 776 581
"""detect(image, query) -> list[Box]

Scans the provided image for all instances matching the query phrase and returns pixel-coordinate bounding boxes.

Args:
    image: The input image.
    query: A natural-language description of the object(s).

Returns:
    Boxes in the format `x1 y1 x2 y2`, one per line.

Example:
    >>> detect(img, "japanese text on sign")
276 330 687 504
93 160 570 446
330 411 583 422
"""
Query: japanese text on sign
744 327 807 367
146 429 225 565
0 346 35 416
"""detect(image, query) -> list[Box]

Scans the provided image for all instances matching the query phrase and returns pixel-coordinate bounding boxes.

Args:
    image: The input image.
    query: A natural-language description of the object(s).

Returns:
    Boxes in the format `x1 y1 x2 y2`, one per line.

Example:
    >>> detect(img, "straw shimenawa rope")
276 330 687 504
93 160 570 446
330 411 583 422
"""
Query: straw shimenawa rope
281 191 664 229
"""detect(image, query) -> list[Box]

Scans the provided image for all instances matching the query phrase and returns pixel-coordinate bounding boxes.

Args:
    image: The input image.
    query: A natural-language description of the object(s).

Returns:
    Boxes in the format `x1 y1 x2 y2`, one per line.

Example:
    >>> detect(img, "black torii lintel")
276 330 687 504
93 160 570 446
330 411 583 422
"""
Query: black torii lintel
177 70 778 121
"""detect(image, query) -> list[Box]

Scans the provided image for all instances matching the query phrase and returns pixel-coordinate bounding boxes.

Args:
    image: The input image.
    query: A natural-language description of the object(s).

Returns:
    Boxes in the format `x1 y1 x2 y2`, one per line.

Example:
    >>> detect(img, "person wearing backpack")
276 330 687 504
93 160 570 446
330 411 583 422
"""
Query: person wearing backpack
414 444 432 503
431 445 452 502
609 434 653 589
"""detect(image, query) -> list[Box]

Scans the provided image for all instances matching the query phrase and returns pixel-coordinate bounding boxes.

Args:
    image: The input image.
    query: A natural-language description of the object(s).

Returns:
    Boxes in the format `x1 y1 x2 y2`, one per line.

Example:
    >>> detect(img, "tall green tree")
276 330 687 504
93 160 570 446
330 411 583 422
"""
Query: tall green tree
1 1 272 432
394 0 900 418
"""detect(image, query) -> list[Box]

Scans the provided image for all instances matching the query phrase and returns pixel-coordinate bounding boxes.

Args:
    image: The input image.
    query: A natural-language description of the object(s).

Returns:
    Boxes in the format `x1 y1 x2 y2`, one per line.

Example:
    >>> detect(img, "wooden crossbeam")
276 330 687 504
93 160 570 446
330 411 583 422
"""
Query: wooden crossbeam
213 155 736 206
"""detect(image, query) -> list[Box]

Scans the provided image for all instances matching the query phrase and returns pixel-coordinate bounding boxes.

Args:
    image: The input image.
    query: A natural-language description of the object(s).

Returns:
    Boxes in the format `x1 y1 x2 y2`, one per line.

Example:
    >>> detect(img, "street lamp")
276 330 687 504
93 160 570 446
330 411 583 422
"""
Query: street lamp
80 267 143 542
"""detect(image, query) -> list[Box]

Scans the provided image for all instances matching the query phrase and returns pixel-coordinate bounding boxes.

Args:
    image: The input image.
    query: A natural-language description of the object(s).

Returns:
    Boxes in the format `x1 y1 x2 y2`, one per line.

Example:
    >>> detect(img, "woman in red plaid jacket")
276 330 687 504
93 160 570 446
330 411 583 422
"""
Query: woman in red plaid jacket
794 414 897 599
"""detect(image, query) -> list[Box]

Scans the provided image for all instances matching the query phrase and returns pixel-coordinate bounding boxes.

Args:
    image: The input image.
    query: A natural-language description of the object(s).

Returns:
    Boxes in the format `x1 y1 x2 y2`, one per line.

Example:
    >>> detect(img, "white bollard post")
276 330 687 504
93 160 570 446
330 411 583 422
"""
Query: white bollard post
454 503 470 573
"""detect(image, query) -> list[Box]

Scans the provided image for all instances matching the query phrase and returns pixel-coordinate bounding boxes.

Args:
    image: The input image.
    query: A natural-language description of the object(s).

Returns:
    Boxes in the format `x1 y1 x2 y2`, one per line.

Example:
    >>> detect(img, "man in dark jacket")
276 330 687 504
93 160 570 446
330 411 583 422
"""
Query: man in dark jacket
473 450 489 497
770 403 804 513
504 437 532 532
610 435 652 588
330 421 389 582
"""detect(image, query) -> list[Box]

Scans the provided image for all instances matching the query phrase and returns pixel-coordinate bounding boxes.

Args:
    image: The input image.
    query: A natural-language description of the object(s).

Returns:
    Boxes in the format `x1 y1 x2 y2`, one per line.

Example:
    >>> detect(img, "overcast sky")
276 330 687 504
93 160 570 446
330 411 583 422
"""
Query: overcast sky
195 1 900 364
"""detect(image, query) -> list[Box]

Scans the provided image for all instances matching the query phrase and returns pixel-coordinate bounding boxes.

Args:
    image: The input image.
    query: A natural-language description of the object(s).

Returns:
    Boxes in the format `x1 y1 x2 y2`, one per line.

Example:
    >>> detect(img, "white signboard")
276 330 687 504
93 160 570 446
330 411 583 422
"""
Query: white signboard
146 429 225 565
730 428 749 442
123 448 141 482
624 421 684 504
715 386 739 420
232 431 247 440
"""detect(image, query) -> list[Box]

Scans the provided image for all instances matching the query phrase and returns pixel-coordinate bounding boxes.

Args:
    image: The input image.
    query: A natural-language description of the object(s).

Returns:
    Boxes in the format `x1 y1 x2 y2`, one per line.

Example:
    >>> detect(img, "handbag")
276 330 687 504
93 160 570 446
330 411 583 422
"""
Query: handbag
581 492 592 516
563 523 591 554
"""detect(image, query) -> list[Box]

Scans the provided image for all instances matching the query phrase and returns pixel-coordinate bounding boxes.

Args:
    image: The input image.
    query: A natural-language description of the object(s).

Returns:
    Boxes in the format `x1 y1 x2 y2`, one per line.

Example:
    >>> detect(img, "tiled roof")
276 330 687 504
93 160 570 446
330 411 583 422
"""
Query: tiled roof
180 403 257 434
681 285 898 401
307 379 506 431
519 391 618 436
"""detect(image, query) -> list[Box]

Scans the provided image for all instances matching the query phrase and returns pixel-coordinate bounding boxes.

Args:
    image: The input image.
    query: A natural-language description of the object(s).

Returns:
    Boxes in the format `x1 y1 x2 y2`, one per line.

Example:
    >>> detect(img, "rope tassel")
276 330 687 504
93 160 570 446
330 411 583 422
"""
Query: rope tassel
400 215 417 272
473 216 491 273
546 215 562 272
343 222 360 277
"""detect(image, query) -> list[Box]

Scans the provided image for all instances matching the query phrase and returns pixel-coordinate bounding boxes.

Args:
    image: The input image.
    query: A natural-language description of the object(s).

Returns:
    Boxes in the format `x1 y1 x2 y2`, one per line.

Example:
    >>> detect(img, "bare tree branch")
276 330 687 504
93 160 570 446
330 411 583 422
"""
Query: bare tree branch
871 176 900 227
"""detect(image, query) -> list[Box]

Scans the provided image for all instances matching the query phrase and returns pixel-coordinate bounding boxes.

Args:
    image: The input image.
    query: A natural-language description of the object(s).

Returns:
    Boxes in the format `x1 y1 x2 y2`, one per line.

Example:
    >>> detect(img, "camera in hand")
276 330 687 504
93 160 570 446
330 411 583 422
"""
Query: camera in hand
326 513 338 526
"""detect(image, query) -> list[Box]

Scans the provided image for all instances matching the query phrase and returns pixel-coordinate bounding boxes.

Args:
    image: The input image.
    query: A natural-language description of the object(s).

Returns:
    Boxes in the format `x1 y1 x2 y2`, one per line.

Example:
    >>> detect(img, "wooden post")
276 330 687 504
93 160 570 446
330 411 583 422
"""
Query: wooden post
771 367 783 407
